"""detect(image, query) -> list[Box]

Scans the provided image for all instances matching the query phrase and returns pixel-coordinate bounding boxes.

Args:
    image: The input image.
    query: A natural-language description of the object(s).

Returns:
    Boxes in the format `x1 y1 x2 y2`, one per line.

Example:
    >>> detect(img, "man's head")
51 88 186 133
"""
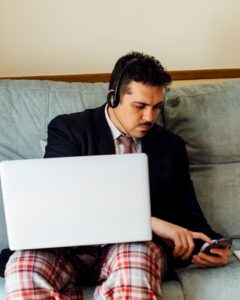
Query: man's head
107 51 171 138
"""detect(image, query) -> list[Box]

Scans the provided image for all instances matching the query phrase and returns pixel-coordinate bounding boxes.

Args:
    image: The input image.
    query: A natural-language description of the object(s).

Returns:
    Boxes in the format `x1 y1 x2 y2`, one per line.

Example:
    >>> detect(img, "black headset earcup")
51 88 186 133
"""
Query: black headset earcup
107 90 117 108
108 58 139 108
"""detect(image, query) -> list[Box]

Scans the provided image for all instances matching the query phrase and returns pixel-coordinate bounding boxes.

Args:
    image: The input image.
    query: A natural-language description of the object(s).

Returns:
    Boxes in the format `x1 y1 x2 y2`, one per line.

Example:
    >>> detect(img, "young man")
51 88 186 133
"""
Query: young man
5 52 231 299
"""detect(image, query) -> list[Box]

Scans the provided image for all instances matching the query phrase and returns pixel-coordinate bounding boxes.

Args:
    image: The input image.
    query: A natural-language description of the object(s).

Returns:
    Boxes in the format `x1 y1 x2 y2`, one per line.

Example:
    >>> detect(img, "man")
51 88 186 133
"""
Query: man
5 52 231 299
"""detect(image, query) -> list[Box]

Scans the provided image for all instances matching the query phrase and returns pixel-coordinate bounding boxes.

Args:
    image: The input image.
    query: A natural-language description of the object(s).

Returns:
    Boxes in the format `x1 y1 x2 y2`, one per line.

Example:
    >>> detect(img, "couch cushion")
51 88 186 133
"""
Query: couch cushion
0 80 108 161
162 80 240 237
0 277 5 299
47 81 108 124
162 280 184 300
0 80 48 160
164 80 240 164
176 256 240 300
190 163 240 237
0 185 8 250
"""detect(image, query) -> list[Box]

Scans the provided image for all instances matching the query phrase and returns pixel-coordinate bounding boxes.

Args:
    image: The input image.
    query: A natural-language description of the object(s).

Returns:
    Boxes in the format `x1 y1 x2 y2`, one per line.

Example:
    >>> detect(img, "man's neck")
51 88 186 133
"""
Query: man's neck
107 106 126 135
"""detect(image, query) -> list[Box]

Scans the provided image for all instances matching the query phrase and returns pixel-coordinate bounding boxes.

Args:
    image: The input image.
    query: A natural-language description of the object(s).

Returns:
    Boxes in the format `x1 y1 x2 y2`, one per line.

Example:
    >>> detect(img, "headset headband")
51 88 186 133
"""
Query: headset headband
107 58 139 108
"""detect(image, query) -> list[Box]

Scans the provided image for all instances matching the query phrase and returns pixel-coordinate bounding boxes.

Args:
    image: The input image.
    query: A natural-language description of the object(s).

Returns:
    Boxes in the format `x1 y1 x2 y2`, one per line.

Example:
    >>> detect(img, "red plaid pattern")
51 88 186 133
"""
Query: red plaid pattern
94 242 166 300
5 249 83 300
5 242 166 299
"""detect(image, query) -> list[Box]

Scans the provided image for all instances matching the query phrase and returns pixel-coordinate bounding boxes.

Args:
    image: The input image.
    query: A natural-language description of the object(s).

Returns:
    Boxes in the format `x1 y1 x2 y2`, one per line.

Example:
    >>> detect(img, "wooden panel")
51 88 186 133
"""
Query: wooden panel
1 69 240 82
0 73 111 83
169 69 240 80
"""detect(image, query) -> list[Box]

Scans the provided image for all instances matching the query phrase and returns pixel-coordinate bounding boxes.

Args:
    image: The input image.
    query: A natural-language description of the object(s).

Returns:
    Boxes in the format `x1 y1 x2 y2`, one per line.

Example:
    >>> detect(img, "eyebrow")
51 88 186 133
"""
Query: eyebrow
133 101 163 108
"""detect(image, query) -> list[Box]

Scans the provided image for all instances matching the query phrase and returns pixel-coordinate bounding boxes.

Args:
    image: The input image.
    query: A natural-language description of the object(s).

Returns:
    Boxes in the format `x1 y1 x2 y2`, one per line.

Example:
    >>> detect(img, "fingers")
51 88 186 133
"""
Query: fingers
210 247 232 264
191 231 212 244
192 247 231 268
192 252 220 268
150 217 216 261
173 233 186 257
192 255 208 268
183 233 195 260
173 229 195 260
173 230 213 260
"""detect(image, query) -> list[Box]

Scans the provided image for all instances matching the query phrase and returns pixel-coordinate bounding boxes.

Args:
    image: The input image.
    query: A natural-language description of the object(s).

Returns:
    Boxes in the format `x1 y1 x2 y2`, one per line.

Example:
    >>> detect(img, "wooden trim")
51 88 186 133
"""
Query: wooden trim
1 69 240 82
0 73 111 83
169 69 240 80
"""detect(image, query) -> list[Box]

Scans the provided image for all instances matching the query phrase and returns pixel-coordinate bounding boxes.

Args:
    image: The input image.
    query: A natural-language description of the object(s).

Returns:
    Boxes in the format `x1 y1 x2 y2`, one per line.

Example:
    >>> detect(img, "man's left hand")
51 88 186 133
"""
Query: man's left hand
192 247 231 268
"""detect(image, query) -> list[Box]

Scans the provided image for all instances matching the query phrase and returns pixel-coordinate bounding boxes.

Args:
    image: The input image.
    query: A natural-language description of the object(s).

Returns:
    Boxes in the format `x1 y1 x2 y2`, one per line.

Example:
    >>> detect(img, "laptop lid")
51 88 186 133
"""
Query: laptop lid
0 154 152 250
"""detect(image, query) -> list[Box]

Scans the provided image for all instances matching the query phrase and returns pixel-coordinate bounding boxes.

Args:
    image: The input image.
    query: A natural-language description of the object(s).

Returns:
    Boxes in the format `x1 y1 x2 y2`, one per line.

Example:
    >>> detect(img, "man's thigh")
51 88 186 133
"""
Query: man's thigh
94 241 167 299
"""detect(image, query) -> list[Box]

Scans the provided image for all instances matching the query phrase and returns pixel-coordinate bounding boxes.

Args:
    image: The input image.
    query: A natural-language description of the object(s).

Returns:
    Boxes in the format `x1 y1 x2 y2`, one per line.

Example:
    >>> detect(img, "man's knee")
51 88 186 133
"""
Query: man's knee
5 249 67 289
95 242 164 299
6 250 53 276
107 241 164 271
5 249 84 299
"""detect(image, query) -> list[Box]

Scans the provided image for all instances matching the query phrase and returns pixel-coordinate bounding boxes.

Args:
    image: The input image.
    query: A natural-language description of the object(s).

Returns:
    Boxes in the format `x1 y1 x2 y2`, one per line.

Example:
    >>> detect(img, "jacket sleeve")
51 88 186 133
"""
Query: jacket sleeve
44 115 82 158
174 137 222 252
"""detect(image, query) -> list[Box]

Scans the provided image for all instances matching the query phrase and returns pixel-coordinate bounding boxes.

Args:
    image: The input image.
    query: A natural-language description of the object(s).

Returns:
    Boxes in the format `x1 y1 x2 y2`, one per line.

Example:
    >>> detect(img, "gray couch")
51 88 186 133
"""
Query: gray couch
0 79 240 299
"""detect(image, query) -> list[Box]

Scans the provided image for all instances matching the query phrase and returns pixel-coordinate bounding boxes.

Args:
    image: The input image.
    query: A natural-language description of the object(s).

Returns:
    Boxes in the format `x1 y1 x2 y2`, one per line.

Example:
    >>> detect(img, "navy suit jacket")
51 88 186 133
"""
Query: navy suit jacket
45 104 221 255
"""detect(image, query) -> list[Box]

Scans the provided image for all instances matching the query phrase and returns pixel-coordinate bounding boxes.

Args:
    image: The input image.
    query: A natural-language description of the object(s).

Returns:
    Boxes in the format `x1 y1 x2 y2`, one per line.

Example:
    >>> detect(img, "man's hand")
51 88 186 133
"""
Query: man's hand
192 247 231 268
151 217 212 260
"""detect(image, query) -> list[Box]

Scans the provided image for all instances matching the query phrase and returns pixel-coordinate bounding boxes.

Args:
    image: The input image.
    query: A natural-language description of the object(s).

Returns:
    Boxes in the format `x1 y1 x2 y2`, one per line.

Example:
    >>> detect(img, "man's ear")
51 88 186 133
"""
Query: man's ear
107 90 117 108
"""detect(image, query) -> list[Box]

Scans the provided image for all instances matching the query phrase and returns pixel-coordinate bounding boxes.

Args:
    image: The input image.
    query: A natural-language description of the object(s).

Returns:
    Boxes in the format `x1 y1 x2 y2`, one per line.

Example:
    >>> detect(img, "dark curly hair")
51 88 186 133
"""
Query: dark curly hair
109 51 171 96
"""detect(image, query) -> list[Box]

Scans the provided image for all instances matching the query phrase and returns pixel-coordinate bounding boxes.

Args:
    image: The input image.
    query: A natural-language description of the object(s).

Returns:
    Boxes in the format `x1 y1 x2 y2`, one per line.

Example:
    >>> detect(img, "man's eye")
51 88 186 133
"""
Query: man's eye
135 103 145 109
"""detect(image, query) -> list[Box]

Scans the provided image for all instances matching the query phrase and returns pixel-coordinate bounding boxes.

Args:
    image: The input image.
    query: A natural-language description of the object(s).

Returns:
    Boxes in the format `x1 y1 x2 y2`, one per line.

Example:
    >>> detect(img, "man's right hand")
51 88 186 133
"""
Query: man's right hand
151 217 212 260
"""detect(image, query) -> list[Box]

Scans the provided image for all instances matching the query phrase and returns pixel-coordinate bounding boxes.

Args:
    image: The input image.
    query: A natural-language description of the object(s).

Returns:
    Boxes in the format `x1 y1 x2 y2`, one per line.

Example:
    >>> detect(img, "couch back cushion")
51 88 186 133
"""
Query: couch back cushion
163 80 240 236
0 80 108 250
163 81 240 164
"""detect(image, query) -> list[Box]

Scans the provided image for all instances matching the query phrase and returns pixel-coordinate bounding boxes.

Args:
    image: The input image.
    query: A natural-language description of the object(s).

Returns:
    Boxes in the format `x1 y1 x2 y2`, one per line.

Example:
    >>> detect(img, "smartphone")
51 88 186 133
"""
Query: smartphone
201 237 232 255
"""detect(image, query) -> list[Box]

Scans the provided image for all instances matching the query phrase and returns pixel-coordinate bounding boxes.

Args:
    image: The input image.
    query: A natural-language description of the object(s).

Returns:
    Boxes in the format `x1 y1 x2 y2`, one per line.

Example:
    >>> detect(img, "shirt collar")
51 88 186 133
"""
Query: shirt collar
104 104 140 145
105 104 122 140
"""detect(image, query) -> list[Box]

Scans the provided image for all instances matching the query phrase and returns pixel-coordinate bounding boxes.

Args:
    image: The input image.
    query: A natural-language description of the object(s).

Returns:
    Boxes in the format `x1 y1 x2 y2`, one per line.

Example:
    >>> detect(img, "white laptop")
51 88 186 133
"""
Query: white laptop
0 154 152 250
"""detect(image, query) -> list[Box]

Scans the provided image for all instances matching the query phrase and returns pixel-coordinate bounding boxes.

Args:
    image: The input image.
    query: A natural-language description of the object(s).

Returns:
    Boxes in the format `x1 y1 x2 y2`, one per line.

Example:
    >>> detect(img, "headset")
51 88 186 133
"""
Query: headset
107 58 139 108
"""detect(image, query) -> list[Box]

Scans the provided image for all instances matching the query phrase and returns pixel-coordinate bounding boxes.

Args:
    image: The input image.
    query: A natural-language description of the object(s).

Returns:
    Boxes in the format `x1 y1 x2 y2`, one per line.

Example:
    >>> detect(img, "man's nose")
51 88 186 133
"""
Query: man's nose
143 109 155 122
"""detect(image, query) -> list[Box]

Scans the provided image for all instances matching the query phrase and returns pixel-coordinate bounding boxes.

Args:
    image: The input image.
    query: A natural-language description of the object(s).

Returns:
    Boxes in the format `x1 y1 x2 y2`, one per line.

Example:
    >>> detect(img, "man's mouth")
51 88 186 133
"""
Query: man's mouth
137 122 152 131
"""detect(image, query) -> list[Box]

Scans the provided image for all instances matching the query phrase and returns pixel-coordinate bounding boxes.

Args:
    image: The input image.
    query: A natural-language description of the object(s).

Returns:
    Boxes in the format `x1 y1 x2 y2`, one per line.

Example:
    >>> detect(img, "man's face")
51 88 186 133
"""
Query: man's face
109 81 164 138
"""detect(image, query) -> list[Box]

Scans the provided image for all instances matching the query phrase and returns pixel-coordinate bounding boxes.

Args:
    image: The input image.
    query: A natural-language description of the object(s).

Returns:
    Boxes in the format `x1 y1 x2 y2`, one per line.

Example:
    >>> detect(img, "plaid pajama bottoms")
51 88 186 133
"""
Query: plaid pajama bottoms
5 241 167 300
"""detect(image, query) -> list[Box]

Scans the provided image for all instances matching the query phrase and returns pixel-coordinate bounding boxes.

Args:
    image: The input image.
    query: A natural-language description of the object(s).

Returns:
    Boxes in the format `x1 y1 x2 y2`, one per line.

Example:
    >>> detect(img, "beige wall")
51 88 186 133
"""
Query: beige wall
1 0 240 76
